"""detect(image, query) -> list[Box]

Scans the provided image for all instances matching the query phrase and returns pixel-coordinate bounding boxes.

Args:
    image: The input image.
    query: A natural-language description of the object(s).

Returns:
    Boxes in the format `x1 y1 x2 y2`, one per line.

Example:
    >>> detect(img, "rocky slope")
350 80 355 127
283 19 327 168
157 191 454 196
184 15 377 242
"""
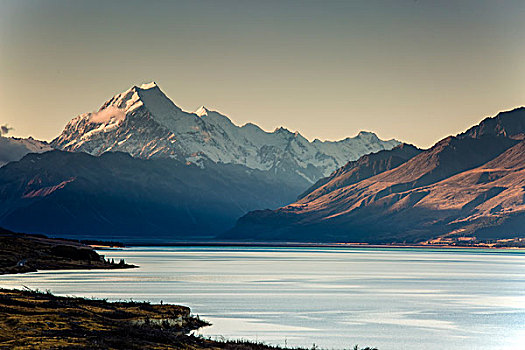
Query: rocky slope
51 82 399 183
297 143 422 201
225 107 525 243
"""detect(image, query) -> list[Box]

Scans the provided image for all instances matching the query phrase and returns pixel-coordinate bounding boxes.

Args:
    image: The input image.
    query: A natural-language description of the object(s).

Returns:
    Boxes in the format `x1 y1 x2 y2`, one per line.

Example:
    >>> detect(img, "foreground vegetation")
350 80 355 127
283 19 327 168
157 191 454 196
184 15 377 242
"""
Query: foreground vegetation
0 288 377 350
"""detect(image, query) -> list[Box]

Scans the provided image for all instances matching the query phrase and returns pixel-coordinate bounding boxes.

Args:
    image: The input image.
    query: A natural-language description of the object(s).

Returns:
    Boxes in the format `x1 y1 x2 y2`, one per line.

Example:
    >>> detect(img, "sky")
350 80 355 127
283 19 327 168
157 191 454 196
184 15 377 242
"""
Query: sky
0 0 524 148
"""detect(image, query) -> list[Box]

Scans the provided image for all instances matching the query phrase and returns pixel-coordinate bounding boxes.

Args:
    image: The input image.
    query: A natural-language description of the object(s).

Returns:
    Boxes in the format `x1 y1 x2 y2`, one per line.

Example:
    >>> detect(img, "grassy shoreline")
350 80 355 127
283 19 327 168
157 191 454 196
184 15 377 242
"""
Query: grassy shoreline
0 288 377 350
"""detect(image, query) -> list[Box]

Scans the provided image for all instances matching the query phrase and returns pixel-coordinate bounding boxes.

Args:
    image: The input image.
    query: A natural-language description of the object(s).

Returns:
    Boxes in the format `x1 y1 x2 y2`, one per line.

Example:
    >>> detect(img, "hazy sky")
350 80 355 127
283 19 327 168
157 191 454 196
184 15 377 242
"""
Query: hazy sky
1 0 524 148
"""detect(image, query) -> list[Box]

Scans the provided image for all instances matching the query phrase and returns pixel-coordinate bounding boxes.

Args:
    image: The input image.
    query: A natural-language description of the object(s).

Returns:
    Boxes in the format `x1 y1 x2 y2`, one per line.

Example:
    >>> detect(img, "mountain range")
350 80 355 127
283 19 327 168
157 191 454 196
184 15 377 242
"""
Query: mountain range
0 82 398 240
2 81 523 244
225 108 525 244
51 82 399 184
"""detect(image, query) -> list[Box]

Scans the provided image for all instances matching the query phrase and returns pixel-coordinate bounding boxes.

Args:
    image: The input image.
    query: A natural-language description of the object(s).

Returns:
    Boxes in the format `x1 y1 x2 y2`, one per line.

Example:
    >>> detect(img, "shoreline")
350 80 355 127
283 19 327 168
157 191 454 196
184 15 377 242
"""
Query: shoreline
0 287 375 350
124 241 525 250
0 230 137 275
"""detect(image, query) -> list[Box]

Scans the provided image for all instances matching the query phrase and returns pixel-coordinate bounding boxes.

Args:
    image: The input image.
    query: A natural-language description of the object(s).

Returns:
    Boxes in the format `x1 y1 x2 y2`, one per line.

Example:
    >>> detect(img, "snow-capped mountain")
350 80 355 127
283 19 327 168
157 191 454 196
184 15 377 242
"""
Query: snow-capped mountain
52 82 400 183
0 136 52 167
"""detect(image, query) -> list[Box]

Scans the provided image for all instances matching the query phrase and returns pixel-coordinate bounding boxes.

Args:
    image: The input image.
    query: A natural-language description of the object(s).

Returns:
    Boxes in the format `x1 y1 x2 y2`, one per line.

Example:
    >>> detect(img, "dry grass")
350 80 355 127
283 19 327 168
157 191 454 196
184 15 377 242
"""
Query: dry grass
0 289 377 350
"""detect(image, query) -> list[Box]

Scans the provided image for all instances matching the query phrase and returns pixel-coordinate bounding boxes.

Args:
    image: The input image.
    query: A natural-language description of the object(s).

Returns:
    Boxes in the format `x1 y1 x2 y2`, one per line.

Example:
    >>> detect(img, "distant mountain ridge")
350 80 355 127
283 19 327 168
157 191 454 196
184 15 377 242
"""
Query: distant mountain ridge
0 136 52 167
297 143 423 201
459 107 525 140
0 151 309 240
225 107 525 244
51 82 399 183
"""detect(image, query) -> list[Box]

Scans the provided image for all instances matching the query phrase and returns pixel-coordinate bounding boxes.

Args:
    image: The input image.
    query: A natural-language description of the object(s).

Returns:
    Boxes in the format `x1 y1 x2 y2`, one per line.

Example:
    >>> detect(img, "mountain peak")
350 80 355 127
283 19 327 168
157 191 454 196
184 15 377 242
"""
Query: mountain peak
356 131 379 139
274 126 291 134
138 81 158 90
97 81 169 115
195 106 209 117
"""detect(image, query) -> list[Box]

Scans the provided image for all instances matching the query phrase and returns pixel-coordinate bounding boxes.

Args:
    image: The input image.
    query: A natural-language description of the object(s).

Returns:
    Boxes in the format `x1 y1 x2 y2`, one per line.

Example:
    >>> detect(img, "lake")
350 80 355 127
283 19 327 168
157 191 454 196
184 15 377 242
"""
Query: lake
1 247 524 349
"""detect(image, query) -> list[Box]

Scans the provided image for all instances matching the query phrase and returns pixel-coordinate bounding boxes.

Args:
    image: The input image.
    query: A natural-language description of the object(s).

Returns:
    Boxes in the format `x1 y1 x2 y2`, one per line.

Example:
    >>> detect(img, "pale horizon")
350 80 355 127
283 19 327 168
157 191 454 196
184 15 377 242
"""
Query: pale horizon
1 0 524 148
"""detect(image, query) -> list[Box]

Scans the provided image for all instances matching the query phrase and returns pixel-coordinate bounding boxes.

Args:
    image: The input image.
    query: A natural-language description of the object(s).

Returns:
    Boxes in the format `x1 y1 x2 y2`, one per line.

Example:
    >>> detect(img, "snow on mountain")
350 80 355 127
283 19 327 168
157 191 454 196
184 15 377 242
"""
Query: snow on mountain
52 82 400 183
0 136 52 167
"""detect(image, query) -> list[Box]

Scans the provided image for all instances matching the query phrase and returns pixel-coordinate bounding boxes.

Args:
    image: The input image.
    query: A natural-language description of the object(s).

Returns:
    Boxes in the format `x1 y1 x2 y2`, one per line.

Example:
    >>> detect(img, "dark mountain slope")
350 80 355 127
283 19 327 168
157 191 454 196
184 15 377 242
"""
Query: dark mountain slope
0 151 307 241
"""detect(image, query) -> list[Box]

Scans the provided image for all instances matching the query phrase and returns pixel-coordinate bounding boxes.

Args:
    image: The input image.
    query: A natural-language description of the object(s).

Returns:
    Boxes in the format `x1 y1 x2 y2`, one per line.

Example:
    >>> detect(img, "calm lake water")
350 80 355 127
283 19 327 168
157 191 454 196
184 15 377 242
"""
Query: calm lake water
1 247 524 349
